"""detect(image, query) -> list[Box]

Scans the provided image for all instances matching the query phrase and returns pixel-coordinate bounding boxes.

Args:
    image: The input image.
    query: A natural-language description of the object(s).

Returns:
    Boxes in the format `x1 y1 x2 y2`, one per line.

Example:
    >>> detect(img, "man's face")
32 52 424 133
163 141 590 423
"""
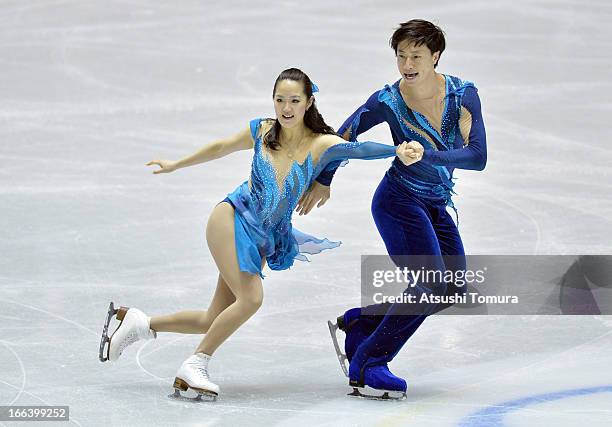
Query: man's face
396 40 439 86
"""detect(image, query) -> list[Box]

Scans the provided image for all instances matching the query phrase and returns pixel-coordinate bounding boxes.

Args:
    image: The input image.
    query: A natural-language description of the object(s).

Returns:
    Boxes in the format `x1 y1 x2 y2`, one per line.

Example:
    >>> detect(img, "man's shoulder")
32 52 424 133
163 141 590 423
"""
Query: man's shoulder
445 74 477 92
370 80 400 106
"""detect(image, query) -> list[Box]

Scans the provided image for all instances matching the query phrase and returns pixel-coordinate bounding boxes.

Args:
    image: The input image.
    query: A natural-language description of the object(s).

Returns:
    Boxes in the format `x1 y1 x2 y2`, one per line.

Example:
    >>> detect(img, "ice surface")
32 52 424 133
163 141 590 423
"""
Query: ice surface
1 1 611 426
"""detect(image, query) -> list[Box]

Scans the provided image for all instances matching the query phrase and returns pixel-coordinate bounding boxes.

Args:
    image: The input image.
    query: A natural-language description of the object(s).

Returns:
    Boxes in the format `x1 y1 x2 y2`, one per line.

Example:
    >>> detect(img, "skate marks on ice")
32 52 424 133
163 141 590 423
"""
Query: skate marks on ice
0 297 99 339
0 298 92 426
0 340 26 406
0 339 85 427
2 0 612 425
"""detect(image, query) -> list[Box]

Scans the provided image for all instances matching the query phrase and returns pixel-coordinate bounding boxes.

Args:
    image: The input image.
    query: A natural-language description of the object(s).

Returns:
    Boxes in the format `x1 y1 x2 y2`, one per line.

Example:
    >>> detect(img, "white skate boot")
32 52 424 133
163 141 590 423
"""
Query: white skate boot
99 302 156 362
170 353 219 402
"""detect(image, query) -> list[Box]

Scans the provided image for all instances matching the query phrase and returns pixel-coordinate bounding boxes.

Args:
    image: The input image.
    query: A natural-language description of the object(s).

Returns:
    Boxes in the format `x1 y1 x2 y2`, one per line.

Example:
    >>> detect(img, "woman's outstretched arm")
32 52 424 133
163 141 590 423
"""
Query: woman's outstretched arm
146 126 254 174
312 135 414 178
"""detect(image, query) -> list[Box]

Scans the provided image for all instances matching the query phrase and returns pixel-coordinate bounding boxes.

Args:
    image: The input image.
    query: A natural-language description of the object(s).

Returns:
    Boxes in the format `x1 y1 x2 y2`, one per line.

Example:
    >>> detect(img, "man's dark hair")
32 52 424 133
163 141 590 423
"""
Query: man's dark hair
390 20 446 68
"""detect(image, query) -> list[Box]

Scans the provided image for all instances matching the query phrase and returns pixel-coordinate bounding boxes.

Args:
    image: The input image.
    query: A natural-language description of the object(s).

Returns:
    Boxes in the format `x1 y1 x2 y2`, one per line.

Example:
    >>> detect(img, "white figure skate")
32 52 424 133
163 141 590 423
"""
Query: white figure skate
170 353 219 402
99 302 156 362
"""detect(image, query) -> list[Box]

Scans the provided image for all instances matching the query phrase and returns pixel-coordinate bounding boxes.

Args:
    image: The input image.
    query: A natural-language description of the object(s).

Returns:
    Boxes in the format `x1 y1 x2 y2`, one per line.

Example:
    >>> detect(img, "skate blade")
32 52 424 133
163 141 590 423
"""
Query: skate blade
347 387 407 401
99 302 117 362
327 320 349 378
98 302 129 362
168 388 217 402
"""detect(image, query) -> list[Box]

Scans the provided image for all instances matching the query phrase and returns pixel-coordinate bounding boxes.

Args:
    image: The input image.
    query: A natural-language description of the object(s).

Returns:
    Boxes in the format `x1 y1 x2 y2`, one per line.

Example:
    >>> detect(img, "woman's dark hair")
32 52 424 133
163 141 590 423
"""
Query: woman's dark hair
390 20 446 68
264 68 335 151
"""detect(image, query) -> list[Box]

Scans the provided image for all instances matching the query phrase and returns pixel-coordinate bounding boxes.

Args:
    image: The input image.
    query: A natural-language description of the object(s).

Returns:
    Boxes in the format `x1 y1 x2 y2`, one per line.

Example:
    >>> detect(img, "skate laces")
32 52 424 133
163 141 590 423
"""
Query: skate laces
196 365 210 380
118 331 139 354
187 357 211 380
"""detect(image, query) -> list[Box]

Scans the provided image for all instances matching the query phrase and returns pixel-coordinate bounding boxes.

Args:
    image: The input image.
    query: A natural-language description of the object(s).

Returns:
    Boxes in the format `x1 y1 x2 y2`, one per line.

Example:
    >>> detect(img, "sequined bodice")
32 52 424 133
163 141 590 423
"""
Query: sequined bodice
242 118 397 236
249 124 315 234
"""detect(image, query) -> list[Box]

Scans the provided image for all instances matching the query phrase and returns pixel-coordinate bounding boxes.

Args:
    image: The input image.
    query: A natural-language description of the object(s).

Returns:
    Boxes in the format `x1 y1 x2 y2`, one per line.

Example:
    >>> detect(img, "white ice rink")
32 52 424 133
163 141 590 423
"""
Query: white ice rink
1 1 611 426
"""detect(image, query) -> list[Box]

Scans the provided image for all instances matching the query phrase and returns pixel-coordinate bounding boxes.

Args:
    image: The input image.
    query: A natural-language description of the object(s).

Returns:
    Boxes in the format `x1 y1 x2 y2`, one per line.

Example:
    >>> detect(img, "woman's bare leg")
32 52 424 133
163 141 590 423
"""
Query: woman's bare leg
150 273 236 334
195 202 263 355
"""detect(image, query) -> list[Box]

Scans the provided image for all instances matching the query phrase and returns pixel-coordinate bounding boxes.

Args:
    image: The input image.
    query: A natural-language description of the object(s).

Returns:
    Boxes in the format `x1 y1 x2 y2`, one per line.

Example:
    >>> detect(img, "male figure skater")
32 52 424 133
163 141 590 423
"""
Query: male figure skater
298 19 487 399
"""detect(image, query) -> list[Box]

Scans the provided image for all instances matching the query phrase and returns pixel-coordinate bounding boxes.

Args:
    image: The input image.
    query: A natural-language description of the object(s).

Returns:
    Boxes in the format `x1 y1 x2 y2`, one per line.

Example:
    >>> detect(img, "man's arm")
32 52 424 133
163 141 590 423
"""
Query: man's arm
420 86 487 170
315 91 386 185
297 91 386 215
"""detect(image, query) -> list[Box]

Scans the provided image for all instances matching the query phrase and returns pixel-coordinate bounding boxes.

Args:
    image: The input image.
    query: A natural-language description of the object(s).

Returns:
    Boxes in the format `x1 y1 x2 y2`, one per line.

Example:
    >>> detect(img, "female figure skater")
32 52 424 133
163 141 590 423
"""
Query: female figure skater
98 68 416 401
299 20 488 399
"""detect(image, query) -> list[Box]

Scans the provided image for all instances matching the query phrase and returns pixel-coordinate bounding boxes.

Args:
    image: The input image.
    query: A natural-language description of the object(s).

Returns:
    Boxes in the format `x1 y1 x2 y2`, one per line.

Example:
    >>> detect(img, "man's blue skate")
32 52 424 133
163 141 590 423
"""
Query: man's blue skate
329 309 407 400
348 362 407 401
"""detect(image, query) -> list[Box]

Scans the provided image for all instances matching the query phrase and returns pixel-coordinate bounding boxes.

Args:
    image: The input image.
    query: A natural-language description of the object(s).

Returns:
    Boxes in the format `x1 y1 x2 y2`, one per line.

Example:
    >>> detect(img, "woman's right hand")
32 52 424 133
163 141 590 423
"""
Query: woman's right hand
145 160 179 174
396 141 423 167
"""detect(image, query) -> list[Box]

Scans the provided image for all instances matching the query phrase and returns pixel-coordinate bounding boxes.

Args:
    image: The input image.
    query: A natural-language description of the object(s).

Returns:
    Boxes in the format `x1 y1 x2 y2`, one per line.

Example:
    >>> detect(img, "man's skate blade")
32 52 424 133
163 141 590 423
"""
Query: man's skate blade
98 302 117 362
168 388 217 402
348 387 406 401
327 320 349 378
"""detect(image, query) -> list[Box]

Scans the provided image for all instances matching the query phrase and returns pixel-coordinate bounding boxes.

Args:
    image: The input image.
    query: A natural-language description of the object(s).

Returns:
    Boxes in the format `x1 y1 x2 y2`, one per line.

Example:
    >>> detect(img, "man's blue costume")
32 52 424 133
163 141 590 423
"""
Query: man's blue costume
318 75 487 398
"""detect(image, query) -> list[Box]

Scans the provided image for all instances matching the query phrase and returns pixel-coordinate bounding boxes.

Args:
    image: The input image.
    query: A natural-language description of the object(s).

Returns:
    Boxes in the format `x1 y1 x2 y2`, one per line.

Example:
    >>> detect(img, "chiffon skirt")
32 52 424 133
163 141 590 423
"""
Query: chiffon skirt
224 182 340 278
